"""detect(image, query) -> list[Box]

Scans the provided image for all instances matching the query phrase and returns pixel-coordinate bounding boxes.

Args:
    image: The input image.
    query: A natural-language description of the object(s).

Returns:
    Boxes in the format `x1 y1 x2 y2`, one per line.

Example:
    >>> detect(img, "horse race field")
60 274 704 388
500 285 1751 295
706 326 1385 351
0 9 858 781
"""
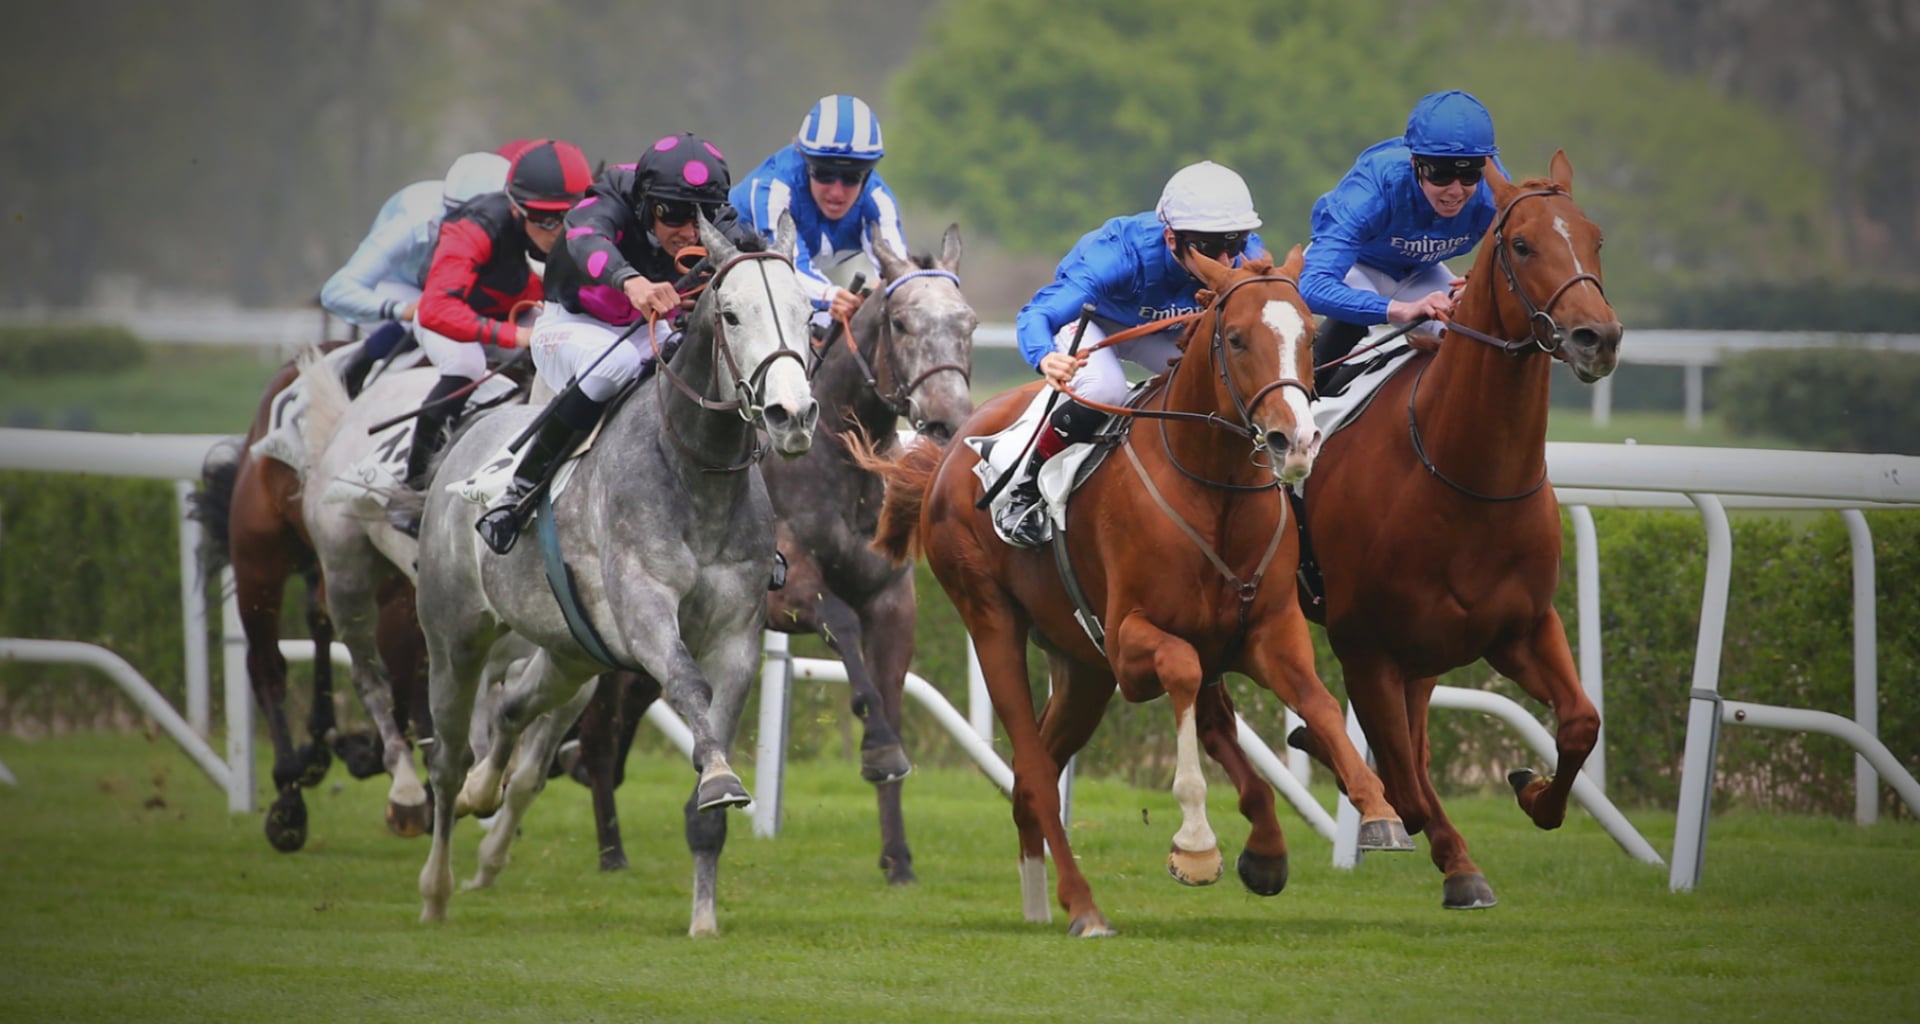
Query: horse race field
1 734 1914 1023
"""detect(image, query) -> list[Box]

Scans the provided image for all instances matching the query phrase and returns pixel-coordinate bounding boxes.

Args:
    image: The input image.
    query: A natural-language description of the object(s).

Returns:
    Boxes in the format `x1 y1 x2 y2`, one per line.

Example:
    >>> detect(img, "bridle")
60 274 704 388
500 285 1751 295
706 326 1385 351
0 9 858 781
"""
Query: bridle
651 249 808 472
1410 187 1604 501
823 268 972 428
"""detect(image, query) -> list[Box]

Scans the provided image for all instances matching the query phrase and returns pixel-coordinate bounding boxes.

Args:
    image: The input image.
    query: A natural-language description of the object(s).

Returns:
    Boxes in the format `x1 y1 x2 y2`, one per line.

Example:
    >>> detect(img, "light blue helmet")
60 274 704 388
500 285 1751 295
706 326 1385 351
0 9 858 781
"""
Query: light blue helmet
795 95 885 162
1403 90 1498 158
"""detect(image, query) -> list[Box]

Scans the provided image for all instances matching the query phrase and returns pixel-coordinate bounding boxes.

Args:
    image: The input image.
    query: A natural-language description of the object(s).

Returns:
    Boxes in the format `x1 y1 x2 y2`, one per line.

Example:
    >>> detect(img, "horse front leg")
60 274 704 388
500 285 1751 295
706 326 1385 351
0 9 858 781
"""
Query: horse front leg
1244 617 1413 853
459 649 590 819
578 671 659 872
1110 614 1223 887
1405 677 1497 910
812 590 911 784
1486 608 1600 830
860 581 919 884
418 633 486 924
297 568 338 789
233 552 306 852
1191 680 1289 896
466 678 598 891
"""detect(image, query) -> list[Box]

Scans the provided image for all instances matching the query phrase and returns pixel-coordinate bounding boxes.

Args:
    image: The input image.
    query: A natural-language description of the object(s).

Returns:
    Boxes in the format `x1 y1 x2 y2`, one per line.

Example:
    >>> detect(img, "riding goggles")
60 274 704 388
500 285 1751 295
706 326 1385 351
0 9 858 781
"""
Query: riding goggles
1414 156 1485 187
1177 230 1249 261
652 200 721 228
510 197 568 230
805 159 872 188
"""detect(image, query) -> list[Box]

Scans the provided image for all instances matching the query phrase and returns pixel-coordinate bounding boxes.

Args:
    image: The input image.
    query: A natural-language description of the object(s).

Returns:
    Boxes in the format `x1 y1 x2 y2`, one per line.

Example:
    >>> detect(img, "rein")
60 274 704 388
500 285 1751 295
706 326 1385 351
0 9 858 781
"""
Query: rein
650 250 807 473
826 269 971 422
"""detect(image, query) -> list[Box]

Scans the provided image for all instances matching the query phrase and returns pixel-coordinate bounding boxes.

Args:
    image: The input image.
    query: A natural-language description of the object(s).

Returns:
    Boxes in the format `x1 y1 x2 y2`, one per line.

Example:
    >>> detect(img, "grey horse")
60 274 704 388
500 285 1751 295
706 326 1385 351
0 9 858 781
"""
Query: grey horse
564 225 978 886
413 215 817 935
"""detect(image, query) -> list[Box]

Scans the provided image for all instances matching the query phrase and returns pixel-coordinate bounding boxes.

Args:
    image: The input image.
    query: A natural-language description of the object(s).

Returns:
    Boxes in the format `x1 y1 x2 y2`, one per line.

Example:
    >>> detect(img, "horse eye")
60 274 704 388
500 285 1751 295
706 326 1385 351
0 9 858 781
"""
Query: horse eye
1512 236 1532 257
891 318 908 335
1227 330 1246 351
722 310 741 327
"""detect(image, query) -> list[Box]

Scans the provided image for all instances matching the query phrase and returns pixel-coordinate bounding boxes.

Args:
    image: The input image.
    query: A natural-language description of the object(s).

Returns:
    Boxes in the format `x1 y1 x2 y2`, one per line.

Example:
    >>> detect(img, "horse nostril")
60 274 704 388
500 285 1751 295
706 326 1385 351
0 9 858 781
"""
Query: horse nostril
763 405 790 431
1264 430 1291 453
1570 326 1601 351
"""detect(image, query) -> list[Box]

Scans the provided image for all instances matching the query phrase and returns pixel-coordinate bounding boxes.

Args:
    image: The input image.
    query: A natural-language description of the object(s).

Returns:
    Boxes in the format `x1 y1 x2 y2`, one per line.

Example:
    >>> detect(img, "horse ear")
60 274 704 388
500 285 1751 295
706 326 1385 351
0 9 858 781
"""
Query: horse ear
869 221 911 281
1184 247 1233 291
1278 243 1305 279
939 222 963 272
1194 288 1217 308
699 212 741 263
1481 158 1517 206
772 209 799 261
1549 149 1574 193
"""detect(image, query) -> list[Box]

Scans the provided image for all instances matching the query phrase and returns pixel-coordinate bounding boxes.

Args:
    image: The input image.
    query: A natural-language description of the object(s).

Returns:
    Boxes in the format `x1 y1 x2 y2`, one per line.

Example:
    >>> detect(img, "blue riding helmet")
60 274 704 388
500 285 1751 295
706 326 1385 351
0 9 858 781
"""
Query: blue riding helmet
796 94 884 162
1403 90 1498 158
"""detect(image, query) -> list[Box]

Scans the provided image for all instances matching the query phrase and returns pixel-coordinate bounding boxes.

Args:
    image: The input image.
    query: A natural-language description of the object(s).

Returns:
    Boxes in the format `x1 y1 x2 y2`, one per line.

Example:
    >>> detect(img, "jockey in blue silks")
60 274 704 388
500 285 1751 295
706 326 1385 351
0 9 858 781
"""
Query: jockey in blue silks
729 94 910 330
1302 89 1510 377
321 152 510 397
996 160 1267 547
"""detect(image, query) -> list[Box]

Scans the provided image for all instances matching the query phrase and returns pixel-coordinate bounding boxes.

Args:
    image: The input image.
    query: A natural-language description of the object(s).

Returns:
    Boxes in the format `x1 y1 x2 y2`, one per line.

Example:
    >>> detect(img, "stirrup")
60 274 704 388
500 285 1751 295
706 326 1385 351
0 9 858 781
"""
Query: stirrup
995 487 1051 549
474 485 533 555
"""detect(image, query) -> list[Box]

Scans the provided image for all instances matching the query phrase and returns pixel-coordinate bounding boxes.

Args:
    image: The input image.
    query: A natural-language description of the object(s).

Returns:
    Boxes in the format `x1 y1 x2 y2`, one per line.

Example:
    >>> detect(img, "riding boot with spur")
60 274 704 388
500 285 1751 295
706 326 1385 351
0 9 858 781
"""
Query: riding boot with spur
475 388 606 556
403 375 472 490
994 449 1053 549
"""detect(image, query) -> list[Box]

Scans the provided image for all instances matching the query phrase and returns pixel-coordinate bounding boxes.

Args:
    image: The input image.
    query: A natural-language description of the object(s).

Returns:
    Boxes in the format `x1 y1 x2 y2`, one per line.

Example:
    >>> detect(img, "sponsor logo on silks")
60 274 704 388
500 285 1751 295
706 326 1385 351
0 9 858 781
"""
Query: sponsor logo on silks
1136 302 1204 322
1389 234 1473 261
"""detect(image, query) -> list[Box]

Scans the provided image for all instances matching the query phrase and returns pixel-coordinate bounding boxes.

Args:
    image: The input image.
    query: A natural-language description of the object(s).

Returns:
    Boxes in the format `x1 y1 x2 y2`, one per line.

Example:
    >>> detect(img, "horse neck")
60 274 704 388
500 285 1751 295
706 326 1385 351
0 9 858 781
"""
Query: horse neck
1420 256 1554 491
657 312 755 475
814 312 899 440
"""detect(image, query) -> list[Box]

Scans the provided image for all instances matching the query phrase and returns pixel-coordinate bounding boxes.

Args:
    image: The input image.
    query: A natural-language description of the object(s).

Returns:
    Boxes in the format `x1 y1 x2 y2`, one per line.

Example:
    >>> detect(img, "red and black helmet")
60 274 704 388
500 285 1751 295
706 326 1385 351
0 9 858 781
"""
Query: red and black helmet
631 133 732 207
507 138 592 211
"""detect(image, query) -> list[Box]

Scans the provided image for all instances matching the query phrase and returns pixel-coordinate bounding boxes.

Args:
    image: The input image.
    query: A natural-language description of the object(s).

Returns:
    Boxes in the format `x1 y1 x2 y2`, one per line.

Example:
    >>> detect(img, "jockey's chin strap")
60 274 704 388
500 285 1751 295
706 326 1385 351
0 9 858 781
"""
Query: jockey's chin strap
826 269 972 424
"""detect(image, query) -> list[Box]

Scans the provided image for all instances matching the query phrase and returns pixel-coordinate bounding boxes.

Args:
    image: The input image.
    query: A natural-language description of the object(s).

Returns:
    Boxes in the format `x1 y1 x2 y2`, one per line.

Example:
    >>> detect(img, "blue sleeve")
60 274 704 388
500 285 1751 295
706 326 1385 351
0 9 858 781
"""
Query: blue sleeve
1014 243 1132 371
321 217 413 324
1300 183 1393 325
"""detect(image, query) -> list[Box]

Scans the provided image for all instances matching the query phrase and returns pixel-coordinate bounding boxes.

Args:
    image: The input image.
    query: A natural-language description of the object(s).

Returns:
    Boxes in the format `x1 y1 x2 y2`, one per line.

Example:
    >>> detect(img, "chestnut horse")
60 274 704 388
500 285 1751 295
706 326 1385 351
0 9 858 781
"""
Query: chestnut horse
862 248 1410 937
190 348 429 851
1290 152 1623 910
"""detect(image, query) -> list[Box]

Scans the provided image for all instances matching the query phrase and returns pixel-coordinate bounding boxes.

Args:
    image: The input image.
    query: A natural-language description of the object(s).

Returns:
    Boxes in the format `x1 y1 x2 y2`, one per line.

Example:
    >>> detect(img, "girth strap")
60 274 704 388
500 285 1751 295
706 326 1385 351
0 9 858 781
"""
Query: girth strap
536 489 640 672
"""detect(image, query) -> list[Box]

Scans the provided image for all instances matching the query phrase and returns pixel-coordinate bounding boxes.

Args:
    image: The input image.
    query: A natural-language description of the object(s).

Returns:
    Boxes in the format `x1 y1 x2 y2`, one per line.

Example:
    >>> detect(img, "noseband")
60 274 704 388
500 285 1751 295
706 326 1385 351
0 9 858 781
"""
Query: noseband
1446 188 1605 355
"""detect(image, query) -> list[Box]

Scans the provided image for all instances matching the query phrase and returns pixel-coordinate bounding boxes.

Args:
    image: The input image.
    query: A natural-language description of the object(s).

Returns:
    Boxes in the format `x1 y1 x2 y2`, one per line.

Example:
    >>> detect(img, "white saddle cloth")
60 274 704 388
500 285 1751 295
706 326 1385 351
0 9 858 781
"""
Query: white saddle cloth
964 388 1105 545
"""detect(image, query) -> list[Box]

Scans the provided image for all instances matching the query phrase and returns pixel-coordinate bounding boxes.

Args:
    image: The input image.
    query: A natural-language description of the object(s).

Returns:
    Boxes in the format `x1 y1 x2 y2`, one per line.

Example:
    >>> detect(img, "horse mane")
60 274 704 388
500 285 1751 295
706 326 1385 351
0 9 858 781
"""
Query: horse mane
1511 177 1569 196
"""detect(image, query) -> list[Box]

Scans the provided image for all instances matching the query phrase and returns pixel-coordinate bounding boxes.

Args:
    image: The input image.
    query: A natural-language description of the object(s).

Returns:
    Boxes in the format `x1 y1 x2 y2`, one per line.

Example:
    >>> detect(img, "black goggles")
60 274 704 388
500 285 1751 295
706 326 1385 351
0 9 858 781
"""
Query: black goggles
1415 156 1485 187
1176 231 1249 261
805 162 871 187
652 200 720 228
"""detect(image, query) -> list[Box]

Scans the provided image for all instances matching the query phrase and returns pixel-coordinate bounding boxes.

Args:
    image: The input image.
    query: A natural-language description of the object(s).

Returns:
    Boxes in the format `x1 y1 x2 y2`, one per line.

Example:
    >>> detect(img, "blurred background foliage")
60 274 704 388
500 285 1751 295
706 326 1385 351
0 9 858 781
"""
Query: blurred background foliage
2 0 1914 324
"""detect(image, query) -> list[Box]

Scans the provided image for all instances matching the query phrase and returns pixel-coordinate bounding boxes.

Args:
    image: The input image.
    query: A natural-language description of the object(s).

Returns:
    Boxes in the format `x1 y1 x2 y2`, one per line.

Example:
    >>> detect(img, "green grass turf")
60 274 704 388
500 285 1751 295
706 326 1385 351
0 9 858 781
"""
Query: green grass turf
1 734 1914 1023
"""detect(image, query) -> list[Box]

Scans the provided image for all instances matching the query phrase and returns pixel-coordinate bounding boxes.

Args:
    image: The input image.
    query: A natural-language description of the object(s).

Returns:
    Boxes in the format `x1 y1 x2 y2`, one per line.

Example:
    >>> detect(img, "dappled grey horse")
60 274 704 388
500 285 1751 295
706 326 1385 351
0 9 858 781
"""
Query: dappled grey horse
413 215 817 936
568 225 978 885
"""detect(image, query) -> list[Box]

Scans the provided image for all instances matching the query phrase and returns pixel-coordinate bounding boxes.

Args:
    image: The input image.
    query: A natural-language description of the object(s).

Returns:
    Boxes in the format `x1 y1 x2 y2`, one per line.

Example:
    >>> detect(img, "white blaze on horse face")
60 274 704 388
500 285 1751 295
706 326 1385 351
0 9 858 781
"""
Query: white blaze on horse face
1261 299 1319 453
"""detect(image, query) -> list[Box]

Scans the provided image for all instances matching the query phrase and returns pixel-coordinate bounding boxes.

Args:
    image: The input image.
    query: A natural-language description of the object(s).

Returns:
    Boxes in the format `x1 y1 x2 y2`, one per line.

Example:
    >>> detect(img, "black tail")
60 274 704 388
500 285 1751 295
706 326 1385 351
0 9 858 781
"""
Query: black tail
186 437 244 581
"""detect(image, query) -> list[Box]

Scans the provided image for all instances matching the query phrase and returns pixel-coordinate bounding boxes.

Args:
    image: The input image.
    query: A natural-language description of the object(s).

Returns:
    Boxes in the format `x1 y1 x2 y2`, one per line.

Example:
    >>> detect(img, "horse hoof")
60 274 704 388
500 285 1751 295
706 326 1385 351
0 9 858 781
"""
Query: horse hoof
880 854 917 886
333 732 384 779
1235 849 1289 896
1357 818 1417 851
1507 768 1536 795
599 851 629 872
295 742 333 788
1285 725 1311 752
386 797 431 839
264 790 308 853
695 772 751 813
1068 912 1117 938
1443 872 1499 910
1167 844 1224 887
859 744 913 785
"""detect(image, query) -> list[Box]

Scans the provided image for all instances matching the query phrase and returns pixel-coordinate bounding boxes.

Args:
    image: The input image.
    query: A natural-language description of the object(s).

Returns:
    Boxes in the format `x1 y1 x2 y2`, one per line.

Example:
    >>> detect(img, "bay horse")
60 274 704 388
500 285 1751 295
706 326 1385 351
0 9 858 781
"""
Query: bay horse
190 347 428 851
560 225 977 884
860 247 1411 936
1290 152 1623 910
412 214 817 935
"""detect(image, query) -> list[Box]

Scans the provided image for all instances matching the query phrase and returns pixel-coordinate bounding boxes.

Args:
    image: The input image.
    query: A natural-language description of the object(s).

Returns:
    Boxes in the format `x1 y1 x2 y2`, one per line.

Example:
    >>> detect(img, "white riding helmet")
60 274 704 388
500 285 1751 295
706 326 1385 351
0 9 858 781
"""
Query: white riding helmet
442 151 511 208
1155 161 1261 233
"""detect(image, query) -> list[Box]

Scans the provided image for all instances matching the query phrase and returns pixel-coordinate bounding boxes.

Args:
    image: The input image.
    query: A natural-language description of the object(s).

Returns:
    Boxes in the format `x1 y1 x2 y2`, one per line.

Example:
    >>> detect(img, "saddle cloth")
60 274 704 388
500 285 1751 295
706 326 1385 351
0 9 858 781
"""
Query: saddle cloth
251 343 424 472
316 370 518 510
964 383 1146 547
1311 327 1420 442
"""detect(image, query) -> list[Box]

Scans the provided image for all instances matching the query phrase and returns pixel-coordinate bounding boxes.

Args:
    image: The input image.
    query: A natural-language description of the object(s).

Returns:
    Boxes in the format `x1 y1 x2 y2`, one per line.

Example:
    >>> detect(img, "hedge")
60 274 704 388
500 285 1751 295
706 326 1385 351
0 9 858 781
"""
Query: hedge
0 325 147 377
1716 349 1920 455
2 470 1914 818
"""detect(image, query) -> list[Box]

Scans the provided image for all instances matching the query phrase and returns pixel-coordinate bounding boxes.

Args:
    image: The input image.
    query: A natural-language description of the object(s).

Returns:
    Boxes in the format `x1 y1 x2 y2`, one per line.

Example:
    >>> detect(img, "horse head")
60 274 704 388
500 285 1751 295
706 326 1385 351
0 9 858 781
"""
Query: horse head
1183 244 1321 485
864 222 977 444
1476 153 1623 383
696 210 819 457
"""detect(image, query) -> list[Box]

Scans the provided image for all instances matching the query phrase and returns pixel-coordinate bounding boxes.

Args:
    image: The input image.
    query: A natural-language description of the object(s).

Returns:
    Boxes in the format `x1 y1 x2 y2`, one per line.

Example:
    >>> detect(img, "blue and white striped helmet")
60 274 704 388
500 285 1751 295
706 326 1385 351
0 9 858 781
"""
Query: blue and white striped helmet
795 95 885 162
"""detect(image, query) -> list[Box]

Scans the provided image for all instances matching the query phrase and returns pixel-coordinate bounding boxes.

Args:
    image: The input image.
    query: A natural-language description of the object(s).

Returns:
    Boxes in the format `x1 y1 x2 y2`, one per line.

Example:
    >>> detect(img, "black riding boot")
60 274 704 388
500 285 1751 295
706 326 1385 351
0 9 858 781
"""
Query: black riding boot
341 321 408 399
1312 319 1369 393
994 449 1052 549
474 388 607 555
403 375 472 490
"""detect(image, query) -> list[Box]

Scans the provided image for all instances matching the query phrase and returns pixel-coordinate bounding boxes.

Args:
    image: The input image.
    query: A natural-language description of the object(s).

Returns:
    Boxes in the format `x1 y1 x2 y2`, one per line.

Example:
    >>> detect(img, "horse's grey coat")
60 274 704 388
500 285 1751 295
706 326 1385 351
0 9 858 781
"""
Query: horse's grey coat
412 214 816 935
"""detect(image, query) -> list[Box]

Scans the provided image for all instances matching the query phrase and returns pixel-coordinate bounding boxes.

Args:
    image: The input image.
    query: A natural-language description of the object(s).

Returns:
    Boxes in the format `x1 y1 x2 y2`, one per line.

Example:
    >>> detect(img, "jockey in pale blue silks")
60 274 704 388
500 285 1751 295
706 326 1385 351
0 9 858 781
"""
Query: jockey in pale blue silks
997 160 1268 547
321 151 511 397
1302 89 1510 376
729 94 909 330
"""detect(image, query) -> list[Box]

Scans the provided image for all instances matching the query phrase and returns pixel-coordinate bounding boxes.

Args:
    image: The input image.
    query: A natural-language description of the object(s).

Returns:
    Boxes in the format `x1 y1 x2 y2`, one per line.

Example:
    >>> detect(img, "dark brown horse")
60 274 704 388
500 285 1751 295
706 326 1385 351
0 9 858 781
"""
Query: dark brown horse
1290 152 1622 909
191 348 430 851
861 248 1411 936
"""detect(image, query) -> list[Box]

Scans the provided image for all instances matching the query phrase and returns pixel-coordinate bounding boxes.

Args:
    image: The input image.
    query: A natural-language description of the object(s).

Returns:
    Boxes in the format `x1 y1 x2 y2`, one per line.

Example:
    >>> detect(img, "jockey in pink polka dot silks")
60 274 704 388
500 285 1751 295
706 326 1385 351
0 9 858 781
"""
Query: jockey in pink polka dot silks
475 131 761 555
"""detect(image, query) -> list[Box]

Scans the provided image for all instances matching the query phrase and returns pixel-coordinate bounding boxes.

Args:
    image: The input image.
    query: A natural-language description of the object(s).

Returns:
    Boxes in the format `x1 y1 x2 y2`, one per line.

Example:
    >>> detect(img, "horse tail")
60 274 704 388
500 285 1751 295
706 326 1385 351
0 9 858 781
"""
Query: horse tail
295 345 350 467
185 437 244 578
845 432 943 564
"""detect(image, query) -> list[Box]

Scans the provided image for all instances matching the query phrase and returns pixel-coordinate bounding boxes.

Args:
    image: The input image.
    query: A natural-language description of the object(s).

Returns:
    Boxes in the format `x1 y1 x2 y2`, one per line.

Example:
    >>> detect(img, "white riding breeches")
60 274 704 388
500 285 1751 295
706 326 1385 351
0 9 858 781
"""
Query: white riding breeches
1052 320 1185 407
416 324 490 381
1344 261 1457 339
530 304 675 403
